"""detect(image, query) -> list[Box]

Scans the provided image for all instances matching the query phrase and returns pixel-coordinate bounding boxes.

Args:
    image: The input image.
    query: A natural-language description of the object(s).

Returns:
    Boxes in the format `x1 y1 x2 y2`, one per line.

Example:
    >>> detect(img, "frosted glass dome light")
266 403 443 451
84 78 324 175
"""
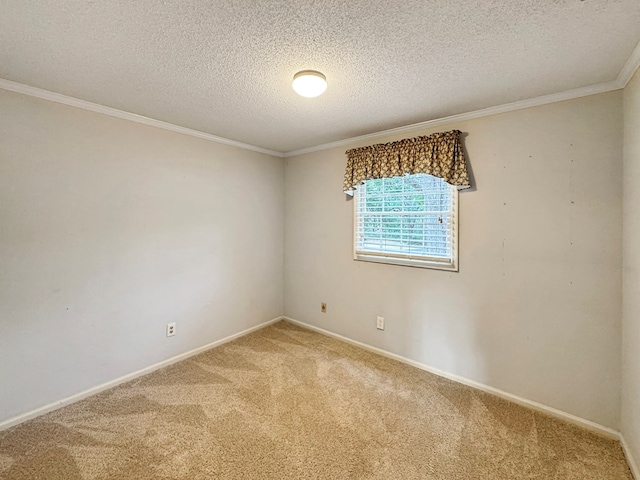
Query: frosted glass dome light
292 70 327 98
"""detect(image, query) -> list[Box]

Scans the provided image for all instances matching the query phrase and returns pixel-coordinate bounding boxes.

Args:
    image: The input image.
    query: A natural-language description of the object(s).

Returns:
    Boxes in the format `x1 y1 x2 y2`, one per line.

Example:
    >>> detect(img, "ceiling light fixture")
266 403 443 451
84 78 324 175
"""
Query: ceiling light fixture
292 70 327 98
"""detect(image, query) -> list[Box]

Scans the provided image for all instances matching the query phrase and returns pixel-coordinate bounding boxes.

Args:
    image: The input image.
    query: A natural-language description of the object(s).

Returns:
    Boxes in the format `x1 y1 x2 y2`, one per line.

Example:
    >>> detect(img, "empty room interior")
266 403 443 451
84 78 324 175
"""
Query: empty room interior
1 1 640 478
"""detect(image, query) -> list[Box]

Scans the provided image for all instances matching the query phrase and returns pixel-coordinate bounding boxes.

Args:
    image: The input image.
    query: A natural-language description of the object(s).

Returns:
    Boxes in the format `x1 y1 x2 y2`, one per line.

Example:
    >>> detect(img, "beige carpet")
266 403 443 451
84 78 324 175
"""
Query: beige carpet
0 321 633 479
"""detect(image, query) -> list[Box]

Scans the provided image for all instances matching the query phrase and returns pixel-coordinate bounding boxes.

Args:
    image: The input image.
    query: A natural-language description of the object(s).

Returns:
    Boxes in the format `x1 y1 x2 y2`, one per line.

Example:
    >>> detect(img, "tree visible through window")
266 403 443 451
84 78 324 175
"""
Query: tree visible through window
354 173 458 270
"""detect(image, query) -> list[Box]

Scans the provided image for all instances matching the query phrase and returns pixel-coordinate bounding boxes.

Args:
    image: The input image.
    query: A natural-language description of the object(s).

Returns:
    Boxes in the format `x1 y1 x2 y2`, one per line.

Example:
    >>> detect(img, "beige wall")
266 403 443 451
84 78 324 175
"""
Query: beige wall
0 90 284 423
284 91 623 428
623 68 640 469
0 83 630 435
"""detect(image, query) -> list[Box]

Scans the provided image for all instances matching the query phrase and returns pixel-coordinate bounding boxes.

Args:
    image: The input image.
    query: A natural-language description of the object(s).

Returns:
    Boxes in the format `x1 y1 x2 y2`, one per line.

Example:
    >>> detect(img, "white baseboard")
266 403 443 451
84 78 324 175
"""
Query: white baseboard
283 316 620 440
621 435 640 480
0 316 283 432
2 314 631 473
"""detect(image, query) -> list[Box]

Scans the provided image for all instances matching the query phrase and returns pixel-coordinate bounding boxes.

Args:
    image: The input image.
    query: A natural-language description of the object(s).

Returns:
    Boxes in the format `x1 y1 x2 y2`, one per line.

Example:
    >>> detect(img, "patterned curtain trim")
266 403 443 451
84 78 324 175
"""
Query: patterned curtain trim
343 130 471 194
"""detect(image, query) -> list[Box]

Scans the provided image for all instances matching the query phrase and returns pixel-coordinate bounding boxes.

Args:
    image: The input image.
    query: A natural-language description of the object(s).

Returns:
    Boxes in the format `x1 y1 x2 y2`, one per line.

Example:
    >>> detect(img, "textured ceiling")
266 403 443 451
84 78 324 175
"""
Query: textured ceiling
1 1 640 153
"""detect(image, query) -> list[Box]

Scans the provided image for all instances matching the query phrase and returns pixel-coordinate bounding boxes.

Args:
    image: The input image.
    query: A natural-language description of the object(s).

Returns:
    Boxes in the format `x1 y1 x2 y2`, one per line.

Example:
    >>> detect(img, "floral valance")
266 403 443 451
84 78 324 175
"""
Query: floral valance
343 130 471 194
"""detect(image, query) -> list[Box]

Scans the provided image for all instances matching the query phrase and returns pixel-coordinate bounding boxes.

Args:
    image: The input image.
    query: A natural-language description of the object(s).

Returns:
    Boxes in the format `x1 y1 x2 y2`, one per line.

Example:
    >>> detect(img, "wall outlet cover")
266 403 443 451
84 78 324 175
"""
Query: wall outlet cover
166 323 176 337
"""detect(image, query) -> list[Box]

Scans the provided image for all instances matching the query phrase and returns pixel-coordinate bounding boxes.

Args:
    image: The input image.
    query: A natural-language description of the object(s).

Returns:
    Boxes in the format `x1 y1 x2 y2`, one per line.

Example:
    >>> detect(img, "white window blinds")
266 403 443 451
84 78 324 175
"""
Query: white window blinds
354 173 458 270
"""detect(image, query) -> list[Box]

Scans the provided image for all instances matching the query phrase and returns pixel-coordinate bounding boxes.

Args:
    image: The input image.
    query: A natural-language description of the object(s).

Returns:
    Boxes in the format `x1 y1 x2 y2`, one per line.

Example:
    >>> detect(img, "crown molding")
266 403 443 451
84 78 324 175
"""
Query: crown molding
4 38 639 161
283 79 622 157
618 38 640 87
281 37 640 158
0 78 284 158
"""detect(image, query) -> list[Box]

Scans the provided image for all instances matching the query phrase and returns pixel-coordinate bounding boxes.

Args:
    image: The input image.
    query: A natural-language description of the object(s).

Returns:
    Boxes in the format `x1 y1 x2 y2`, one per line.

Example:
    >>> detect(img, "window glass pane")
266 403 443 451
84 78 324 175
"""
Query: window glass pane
355 173 456 268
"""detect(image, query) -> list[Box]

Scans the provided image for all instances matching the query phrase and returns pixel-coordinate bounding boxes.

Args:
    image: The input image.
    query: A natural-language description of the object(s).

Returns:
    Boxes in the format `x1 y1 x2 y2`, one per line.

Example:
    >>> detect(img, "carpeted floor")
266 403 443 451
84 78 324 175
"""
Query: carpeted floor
0 321 633 479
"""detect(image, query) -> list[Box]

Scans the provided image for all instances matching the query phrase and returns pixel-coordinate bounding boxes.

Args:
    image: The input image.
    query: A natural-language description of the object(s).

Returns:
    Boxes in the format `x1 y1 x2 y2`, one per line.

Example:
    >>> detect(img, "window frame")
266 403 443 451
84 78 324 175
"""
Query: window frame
352 175 459 272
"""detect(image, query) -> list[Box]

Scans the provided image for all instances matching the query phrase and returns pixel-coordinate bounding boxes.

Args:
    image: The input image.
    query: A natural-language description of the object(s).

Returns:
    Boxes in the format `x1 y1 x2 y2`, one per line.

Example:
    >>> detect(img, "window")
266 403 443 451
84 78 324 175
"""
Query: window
354 173 458 271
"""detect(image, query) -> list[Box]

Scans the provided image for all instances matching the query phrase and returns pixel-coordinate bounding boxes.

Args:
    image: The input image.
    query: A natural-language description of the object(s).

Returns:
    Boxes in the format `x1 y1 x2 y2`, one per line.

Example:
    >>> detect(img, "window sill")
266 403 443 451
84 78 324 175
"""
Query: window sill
354 253 458 272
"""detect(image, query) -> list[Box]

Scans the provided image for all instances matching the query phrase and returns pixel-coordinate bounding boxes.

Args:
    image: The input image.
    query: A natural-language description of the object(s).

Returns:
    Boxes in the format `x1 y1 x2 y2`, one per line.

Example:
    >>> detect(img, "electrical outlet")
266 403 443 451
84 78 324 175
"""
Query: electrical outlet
376 316 385 330
166 323 176 337
321 302 327 313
